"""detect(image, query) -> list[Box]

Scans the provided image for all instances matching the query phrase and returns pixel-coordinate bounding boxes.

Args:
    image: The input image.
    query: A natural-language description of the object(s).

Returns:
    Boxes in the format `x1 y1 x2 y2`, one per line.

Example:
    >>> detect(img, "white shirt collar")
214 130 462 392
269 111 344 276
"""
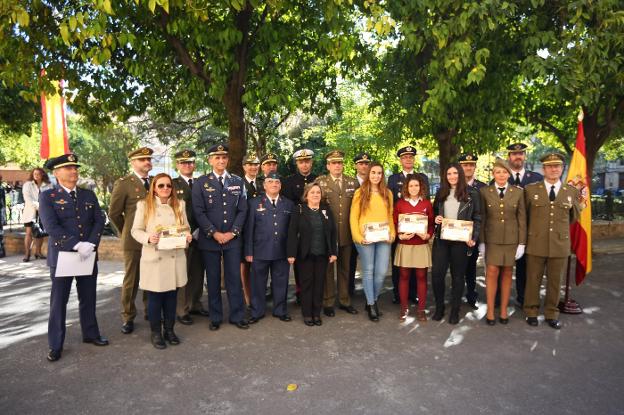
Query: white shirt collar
60 184 77 194
544 180 562 195
511 168 526 181
133 170 149 181
267 194 280 204
245 175 256 184
357 175 365 185
214 170 229 180
406 197 421 207
402 170 414 177
180 174 193 185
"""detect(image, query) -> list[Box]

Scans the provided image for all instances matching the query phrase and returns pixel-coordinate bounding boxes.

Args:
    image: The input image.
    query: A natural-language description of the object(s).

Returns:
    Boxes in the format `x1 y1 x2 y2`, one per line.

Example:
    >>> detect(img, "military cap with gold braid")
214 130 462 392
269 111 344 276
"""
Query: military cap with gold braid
540 152 565 166
260 152 278 165
292 148 314 161
353 152 371 164
507 143 528 153
128 147 154 160
458 153 478 164
174 149 196 162
396 145 416 157
243 153 260 165
207 143 228 156
325 150 345 162
44 153 81 170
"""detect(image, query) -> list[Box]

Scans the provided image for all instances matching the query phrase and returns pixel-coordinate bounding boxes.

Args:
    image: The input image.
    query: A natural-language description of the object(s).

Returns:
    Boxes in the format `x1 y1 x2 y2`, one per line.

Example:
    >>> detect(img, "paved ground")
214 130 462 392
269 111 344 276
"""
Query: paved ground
1 244 623 415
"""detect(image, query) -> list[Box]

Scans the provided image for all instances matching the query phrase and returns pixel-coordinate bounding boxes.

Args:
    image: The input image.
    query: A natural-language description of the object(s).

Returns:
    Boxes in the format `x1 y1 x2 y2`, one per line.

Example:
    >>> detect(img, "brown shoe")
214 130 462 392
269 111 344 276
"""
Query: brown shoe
416 310 427 321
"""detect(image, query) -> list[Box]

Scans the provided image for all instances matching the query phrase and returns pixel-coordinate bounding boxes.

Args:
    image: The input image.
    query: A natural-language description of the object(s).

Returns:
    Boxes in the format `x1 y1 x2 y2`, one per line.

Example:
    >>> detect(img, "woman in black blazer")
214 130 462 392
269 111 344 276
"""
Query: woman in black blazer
287 183 337 326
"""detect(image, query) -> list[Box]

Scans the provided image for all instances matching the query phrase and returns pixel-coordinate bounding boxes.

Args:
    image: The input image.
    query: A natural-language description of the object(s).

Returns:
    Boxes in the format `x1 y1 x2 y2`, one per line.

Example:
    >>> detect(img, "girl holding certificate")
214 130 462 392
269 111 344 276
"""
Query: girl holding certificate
350 162 395 322
431 163 481 325
132 173 192 349
393 175 434 321
479 159 526 325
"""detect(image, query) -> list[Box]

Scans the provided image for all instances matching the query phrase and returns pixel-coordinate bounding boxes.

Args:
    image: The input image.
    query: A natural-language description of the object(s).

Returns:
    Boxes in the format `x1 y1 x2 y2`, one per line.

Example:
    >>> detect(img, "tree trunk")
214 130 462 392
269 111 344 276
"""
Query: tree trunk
224 95 246 177
435 128 458 178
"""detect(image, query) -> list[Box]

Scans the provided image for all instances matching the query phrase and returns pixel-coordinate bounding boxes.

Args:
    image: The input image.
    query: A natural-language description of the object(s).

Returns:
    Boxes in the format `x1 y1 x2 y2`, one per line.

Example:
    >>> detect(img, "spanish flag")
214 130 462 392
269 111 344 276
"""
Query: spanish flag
566 112 592 285
40 78 70 159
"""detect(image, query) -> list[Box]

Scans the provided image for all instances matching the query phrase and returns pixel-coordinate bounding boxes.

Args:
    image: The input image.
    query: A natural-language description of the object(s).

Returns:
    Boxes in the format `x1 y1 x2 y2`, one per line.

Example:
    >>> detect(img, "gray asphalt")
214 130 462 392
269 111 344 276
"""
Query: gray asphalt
1 252 623 415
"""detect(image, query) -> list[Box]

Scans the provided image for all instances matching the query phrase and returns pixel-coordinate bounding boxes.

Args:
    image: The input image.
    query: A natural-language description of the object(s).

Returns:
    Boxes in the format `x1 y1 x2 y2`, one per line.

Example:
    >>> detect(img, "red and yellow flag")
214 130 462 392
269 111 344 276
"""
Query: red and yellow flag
566 112 592 285
40 78 70 159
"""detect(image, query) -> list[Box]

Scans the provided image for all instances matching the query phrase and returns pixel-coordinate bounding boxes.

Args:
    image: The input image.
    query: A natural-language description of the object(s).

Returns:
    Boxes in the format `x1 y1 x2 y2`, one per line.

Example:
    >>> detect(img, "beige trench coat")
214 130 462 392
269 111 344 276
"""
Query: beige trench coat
131 198 189 292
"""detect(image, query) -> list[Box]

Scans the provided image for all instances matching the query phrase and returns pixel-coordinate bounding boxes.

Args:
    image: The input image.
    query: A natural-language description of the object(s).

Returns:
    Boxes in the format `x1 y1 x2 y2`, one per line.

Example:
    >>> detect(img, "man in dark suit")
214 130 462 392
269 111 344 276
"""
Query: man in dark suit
244 173 294 324
172 149 208 325
192 143 249 330
39 153 108 362
241 153 264 307
459 153 487 309
387 146 430 304
506 143 543 306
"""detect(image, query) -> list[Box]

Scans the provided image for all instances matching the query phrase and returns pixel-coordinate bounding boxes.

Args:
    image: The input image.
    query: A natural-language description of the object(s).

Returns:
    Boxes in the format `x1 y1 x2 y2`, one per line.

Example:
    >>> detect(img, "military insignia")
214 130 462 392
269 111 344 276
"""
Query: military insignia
55 199 67 205
534 194 539 200
257 203 266 212
135 187 140 192
321 209 329 219
363 155 368 160
68 154 76 162
182 150 190 158
217 145 224 151
406 146 412 152
141 148 150 155
206 187 215 192
466 155 473 161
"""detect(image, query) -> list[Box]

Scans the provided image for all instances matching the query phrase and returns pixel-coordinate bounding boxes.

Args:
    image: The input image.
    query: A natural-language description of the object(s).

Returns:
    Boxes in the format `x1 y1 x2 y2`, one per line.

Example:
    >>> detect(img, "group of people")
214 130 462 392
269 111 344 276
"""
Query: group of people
38 141 580 362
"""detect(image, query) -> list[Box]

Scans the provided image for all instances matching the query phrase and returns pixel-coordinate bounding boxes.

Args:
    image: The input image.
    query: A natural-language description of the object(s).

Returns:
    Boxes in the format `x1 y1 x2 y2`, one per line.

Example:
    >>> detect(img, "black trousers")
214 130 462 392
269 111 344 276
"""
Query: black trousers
391 241 417 301
464 244 479 304
348 243 357 295
514 255 527 303
297 254 328 318
147 290 177 327
431 239 470 309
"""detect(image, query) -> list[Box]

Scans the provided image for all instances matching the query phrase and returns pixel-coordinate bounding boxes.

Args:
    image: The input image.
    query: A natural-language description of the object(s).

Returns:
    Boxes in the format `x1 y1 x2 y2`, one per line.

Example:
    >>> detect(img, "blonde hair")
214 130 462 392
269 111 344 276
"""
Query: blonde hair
143 173 184 225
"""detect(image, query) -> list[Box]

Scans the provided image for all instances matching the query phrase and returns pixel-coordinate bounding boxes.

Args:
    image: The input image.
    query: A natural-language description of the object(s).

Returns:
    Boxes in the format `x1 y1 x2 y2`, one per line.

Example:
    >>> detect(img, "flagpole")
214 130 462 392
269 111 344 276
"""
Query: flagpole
559 255 583 314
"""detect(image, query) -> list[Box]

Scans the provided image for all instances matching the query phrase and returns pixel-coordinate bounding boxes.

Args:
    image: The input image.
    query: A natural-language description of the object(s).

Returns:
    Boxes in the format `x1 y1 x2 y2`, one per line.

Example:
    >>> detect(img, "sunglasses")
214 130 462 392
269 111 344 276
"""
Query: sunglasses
156 183 172 189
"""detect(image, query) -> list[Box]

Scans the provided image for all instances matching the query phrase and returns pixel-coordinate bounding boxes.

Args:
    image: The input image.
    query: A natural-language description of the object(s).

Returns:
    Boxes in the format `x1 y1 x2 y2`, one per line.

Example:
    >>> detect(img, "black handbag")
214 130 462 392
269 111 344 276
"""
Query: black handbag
32 214 48 238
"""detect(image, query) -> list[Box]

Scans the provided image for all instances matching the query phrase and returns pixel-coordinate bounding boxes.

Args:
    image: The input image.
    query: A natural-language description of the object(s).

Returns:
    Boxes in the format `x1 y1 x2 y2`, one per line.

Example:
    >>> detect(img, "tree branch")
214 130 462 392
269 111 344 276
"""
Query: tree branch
158 11 212 86
532 115 573 154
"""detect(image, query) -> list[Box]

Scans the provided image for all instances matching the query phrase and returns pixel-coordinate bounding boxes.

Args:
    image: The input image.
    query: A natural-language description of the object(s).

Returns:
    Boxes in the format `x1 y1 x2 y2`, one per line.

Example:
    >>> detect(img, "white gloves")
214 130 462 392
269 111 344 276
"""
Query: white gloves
515 244 526 260
478 243 486 258
73 242 95 260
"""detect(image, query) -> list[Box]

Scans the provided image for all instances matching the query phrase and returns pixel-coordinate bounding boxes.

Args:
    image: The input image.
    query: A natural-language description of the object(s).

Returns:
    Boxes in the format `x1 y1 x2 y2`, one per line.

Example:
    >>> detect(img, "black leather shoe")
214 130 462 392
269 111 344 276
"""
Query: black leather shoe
486 318 496 326
274 314 292 322
313 317 322 326
499 317 509 325
367 304 379 322
83 335 109 346
374 302 383 317
448 308 460 325
190 308 210 317
545 319 562 329
209 321 221 331
304 319 315 327
432 308 444 321
526 317 538 326
47 349 62 362
151 331 166 349
121 321 134 334
338 304 358 314
467 301 479 310
323 307 335 317
177 314 193 325
248 316 263 324
233 320 249 329
163 320 180 345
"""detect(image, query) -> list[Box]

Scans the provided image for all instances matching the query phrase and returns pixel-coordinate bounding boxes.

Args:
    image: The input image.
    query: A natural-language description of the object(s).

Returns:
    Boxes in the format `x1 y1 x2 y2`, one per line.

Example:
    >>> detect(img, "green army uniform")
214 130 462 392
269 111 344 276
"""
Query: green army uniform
316 150 359 311
108 147 153 325
523 153 580 323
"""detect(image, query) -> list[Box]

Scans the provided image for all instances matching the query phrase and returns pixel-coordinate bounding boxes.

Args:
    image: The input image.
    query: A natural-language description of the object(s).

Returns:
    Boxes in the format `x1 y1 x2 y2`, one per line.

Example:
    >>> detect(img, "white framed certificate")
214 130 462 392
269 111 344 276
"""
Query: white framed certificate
156 225 190 250
398 214 428 234
440 219 473 242
363 222 390 243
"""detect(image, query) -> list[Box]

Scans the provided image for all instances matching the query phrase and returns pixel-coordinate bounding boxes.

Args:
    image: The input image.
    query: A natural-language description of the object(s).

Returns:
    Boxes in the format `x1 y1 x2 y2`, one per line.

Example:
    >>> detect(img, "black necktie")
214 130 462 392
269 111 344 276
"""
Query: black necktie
515 173 521 186
69 190 77 203
188 178 193 189
498 187 505 198
549 185 556 201
142 177 149 191
249 180 256 194
218 176 224 188
271 199 276 207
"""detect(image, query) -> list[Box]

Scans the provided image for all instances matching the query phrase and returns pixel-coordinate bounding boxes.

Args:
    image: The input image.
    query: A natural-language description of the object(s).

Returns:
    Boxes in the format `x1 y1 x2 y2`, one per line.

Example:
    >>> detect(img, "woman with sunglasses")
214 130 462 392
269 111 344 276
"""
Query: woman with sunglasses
132 173 192 349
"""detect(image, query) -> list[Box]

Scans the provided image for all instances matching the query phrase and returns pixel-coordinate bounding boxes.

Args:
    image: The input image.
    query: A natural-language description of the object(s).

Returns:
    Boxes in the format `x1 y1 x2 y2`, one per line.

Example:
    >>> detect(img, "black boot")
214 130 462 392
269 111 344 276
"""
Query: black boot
163 320 180 345
367 304 379 322
449 306 460 325
432 305 445 321
374 301 383 317
150 321 166 349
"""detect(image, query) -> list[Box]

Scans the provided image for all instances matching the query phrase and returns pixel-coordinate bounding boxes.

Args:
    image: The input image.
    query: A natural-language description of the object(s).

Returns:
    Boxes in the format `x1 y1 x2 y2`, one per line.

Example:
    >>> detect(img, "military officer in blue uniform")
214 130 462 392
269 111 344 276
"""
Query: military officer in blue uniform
39 154 108 362
459 153 487 309
506 142 543 306
241 153 263 307
244 173 294 324
387 145 430 304
192 143 249 330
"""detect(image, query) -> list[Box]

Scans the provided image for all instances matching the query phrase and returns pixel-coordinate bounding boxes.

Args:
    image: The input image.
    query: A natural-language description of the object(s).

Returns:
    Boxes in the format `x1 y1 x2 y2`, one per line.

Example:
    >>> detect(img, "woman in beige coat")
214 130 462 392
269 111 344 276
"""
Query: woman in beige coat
132 173 191 349
479 159 527 325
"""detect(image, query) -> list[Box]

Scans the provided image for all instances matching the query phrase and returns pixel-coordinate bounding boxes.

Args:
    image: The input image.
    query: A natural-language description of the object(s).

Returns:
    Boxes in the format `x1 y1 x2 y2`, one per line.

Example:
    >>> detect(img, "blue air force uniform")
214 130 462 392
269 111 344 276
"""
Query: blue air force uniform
192 146 248 325
38 154 106 357
244 192 294 319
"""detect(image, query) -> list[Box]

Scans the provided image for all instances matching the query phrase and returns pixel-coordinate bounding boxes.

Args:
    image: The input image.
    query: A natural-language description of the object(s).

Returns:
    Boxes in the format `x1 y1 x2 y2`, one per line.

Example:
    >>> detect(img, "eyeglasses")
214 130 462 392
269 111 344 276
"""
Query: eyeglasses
157 183 172 189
